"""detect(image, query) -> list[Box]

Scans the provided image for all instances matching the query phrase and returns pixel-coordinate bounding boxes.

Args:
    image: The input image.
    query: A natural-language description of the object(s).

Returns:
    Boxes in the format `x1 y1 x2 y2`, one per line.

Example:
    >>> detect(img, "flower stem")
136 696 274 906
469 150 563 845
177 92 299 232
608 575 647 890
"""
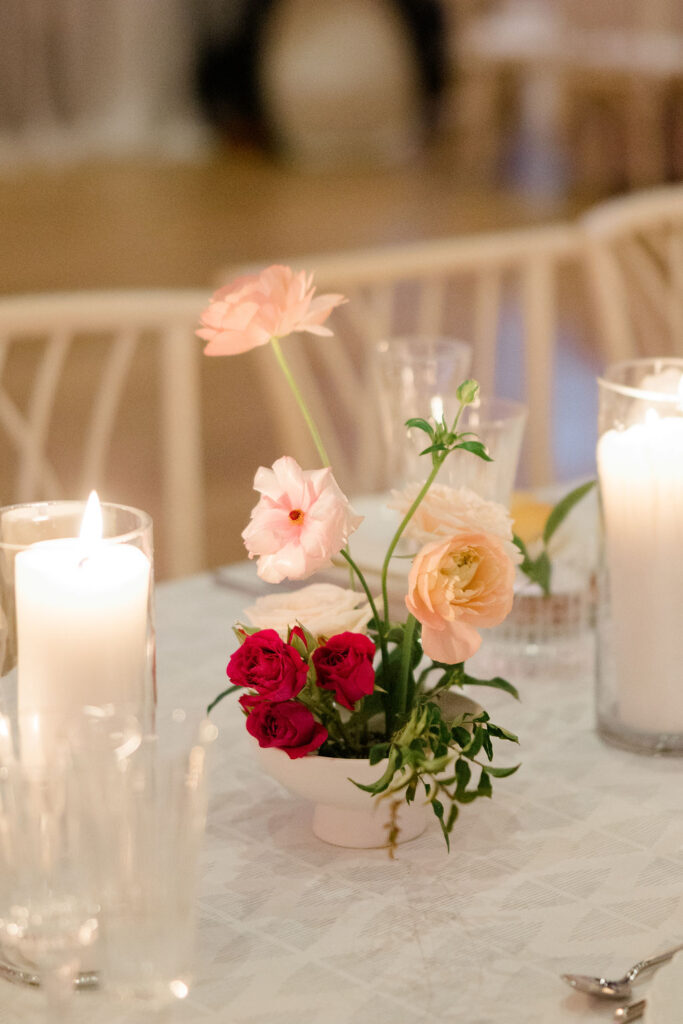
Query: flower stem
392 613 417 729
339 546 394 736
380 458 443 623
270 337 331 467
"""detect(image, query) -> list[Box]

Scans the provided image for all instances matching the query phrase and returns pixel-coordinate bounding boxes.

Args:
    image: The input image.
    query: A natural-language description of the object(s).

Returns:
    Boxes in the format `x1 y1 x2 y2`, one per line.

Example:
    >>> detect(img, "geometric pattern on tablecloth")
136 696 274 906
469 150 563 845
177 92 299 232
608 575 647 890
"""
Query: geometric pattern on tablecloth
5 572 683 1024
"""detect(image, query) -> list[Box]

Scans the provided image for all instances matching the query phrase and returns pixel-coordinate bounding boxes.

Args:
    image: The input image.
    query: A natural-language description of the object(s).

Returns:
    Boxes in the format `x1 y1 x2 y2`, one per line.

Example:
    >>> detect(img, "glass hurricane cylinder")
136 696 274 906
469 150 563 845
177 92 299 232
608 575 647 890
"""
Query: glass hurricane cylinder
0 500 155 729
596 358 683 754
373 335 473 487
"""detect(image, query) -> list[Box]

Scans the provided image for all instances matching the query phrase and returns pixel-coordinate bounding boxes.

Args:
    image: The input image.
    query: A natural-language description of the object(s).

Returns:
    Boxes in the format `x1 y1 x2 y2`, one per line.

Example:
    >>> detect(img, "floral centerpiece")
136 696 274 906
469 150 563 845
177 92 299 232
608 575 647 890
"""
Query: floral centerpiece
198 265 521 850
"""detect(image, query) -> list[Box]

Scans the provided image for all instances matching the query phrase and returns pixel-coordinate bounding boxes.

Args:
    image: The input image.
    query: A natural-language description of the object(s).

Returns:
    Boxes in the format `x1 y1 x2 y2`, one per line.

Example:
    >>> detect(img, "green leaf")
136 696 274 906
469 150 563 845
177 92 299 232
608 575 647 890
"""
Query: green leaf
520 550 552 595
482 763 521 778
463 725 484 759
455 758 471 794
478 770 493 798
532 550 552 594
456 379 479 404
419 443 448 456
462 673 520 700
446 802 459 831
405 417 435 438
512 532 529 560
368 742 390 765
206 684 239 716
543 479 596 545
485 723 519 743
352 747 402 794
453 440 493 462
452 725 471 748
432 798 445 820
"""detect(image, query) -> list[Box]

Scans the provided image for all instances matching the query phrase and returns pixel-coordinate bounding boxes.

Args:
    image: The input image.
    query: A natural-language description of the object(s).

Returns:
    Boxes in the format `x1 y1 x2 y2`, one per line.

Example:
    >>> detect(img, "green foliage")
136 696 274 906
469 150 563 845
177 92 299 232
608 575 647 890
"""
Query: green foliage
515 480 596 596
351 697 520 850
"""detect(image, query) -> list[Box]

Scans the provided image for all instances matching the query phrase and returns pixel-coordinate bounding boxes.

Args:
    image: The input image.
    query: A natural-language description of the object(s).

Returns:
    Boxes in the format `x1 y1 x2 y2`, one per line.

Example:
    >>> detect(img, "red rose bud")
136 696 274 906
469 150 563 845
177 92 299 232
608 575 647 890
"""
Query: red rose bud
287 625 310 649
312 632 375 711
227 629 308 701
245 700 328 758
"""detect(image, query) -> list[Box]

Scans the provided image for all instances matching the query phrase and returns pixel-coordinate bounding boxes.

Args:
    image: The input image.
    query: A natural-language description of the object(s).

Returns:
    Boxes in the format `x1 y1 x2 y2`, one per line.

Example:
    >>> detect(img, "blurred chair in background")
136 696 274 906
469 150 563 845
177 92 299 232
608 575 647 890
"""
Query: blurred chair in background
0 290 207 578
580 184 683 362
451 0 683 192
228 221 582 495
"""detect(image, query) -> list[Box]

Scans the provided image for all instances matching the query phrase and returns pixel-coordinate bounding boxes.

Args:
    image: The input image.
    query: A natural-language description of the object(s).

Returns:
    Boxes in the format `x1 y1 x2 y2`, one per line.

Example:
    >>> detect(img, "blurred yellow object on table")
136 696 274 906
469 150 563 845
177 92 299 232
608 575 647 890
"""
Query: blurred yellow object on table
510 492 553 547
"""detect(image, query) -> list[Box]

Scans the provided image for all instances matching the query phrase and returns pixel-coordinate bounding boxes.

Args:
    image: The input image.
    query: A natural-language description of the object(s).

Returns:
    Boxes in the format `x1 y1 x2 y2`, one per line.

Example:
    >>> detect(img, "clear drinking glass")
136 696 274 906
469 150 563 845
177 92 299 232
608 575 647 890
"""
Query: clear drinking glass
443 396 528 507
75 707 217 1010
596 358 683 754
0 714 101 1016
374 336 473 487
0 500 156 728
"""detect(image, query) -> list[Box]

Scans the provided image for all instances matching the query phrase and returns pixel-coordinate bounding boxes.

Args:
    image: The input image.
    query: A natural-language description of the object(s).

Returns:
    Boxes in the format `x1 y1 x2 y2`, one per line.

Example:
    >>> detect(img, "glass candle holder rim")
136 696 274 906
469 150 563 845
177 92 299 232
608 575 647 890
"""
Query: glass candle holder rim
374 335 472 358
598 357 683 404
459 394 528 425
0 499 152 551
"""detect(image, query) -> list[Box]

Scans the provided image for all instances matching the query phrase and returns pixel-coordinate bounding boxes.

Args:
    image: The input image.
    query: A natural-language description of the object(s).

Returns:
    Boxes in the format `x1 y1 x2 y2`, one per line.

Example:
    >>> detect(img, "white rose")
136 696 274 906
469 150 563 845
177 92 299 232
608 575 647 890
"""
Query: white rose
244 583 373 639
388 482 521 564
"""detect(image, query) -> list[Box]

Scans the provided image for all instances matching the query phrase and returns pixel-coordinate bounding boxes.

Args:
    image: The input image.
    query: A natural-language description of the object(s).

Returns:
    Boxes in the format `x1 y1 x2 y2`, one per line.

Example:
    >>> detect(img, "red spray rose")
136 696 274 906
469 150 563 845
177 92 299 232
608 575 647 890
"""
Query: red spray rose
312 632 376 711
227 629 307 701
244 699 328 758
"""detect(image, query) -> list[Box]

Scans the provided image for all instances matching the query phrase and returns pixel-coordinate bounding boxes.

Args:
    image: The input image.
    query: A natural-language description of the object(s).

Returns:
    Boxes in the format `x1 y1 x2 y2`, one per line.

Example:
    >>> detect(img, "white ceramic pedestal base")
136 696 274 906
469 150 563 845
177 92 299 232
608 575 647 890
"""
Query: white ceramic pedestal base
251 692 481 849
312 797 427 848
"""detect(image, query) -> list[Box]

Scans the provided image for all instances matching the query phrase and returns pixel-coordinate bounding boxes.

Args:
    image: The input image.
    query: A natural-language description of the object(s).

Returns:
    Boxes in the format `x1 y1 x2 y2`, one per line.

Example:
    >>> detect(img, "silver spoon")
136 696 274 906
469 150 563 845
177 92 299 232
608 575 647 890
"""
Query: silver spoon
561 942 683 999
614 1001 646 1023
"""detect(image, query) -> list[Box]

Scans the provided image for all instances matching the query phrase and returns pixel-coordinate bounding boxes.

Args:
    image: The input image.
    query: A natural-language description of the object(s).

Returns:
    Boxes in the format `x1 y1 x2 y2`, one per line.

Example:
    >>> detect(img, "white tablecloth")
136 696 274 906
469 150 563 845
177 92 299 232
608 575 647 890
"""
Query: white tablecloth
7 562 683 1023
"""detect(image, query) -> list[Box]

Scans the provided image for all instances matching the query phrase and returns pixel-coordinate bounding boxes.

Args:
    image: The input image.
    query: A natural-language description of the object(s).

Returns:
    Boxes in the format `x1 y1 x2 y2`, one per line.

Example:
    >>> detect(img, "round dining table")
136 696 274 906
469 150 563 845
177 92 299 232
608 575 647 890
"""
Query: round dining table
6 556 683 1024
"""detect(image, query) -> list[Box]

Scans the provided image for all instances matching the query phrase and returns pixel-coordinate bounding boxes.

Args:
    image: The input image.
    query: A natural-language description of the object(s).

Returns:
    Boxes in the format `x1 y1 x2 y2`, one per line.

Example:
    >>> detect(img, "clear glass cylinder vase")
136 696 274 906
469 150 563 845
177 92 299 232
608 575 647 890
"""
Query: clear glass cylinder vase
0 499 155 729
596 358 683 754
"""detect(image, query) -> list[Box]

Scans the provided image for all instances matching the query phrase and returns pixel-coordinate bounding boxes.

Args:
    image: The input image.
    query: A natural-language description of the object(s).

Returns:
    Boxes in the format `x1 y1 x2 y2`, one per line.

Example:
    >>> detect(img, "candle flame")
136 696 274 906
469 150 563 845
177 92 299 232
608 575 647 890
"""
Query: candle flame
79 491 103 544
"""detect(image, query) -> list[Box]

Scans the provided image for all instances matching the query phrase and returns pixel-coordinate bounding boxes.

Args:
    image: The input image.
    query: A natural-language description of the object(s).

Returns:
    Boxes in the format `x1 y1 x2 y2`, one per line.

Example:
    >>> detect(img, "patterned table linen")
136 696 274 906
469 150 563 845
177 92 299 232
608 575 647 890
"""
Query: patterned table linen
6 565 683 1024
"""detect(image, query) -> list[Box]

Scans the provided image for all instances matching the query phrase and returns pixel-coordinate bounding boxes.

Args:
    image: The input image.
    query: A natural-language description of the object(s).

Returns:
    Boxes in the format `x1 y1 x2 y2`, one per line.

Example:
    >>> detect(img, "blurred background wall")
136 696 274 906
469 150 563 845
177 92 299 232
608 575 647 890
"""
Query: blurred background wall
0 0 681 574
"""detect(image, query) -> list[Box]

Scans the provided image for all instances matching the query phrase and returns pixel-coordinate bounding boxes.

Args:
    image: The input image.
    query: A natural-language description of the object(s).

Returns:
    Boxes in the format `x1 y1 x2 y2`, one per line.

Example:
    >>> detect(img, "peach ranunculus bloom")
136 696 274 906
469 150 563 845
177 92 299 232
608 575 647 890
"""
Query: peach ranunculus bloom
389 483 521 565
405 531 515 664
242 456 363 584
197 265 346 356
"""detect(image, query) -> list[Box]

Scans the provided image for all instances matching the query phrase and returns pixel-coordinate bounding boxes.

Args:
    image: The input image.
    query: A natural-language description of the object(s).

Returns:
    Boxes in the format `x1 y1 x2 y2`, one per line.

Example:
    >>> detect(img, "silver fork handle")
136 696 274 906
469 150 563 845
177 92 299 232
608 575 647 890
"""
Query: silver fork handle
627 941 683 981
614 999 646 1023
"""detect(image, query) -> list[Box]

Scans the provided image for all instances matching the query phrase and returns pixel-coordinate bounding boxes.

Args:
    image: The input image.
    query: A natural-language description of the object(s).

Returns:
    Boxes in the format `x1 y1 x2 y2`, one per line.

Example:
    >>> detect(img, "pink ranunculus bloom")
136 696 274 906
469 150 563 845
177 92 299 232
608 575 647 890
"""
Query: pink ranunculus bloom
312 632 376 711
227 629 308 701
242 456 363 584
406 531 515 664
243 698 328 758
197 265 346 356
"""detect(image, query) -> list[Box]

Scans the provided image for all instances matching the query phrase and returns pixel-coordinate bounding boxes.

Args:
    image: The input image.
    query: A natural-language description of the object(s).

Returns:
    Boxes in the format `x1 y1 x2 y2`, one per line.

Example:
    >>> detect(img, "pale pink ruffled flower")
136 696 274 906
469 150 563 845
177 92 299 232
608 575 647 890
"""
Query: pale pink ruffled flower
388 483 521 564
198 265 346 356
242 456 363 583
406 530 515 664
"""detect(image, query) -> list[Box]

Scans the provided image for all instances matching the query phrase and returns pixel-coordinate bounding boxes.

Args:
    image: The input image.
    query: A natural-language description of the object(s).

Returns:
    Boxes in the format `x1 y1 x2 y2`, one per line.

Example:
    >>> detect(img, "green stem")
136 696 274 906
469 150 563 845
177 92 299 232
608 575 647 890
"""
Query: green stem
380 457 444 622
206 684 239 716
270 337 331 467
392 613 417 728
339 546 389 677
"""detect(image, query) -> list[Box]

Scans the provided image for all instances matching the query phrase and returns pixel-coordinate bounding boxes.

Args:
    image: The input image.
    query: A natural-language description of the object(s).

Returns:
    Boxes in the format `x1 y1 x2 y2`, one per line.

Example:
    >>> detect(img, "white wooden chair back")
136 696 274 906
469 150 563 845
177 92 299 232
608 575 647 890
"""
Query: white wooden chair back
238 224 580 490
580 185 683 362
0 290 207 579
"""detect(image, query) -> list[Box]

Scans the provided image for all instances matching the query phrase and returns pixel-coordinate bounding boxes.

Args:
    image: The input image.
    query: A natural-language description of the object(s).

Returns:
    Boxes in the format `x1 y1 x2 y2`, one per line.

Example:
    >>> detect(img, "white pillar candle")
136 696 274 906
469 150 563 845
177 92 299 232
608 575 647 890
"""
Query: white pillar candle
597 414 683 733
15 494 151 720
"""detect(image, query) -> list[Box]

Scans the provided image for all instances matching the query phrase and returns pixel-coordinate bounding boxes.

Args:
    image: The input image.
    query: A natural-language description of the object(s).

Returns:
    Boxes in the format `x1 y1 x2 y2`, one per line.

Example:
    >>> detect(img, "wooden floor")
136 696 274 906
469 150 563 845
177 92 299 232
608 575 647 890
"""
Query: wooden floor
0 140 589 576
